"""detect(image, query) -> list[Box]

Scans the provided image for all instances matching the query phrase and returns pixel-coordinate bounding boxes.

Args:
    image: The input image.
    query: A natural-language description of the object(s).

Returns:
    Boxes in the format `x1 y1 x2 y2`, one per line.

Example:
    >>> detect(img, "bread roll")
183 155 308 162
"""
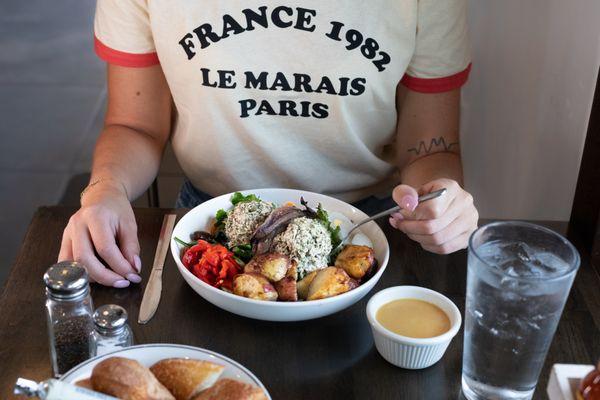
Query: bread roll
91 356 175 400
150 358 225 400
75 378 93 390
192 379 267 400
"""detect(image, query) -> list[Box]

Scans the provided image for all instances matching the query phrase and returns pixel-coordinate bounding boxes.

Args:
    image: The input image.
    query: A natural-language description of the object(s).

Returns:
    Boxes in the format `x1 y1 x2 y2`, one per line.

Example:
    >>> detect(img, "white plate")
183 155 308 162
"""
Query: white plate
61 344 270 398
170 188 390 321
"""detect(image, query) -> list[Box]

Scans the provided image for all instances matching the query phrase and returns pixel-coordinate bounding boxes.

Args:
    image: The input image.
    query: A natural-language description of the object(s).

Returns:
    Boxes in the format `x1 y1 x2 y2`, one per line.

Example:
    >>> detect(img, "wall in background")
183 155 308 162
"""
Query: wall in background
462 0 600 220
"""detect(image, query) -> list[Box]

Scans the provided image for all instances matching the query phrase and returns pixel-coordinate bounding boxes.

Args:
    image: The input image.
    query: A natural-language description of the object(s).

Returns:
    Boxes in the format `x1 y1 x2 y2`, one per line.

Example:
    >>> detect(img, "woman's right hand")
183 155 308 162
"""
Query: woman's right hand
58 181 141 288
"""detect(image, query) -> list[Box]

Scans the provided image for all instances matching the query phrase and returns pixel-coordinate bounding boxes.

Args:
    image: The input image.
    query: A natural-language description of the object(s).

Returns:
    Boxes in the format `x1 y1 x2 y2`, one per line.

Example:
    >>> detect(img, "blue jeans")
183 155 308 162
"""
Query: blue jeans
175 179 214 208
175 179 396 214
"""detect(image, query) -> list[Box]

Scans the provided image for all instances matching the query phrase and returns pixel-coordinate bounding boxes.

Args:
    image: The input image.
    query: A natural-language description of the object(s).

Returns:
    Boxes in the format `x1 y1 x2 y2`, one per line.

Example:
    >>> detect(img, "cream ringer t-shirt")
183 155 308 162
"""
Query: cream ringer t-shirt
94 1 471 201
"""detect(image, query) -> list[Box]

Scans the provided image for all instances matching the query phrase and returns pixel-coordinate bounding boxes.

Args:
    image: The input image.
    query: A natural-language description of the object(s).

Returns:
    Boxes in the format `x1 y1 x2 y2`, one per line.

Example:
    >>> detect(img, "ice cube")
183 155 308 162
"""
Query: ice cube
499 258 545 278
499 275 520 290
500 264 518 276
500 261 534 277
531 252 570 277
477 240 572 285
500 241 533 263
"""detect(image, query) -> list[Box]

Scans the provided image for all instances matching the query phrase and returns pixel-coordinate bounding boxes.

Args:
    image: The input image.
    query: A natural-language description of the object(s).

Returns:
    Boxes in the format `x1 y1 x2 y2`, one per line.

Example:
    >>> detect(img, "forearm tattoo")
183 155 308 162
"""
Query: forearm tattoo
407 137 459 155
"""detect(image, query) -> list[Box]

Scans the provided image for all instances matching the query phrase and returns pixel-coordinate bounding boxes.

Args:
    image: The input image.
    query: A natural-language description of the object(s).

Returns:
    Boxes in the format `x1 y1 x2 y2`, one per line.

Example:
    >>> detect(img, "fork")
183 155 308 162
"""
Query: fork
332 188 447 253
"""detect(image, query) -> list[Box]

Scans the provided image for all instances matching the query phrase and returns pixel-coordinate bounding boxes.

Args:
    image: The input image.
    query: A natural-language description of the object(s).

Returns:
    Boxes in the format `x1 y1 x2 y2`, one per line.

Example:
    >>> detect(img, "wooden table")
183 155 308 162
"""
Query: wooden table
1 206 599 399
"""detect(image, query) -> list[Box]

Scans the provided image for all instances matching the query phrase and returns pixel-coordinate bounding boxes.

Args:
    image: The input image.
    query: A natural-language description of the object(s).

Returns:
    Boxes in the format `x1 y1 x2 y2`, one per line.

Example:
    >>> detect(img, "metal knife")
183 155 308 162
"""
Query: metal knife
138 213 177 324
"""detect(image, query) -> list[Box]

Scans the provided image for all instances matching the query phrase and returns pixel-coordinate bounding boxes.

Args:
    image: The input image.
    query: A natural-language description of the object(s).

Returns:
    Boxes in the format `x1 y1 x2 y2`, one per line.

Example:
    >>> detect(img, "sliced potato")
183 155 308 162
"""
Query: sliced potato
287 260 298 281
274 260 298 301
274 276 297 302
244 253 290 282
232 273 278 301
306 267 358 301
297 270 318 300
334 245 375 280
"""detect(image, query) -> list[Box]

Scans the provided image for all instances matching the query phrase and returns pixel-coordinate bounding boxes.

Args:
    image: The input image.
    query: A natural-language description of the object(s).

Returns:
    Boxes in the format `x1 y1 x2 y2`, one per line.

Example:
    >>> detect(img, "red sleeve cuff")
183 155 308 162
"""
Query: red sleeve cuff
401 63 472 93
94 36 159 68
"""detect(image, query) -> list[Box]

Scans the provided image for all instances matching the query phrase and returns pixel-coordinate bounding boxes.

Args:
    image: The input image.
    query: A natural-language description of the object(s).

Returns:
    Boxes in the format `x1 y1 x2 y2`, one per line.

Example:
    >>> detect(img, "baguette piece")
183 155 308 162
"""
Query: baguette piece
192 379 267 400
91 357 175 400
75 378 93 390
150 358 225 400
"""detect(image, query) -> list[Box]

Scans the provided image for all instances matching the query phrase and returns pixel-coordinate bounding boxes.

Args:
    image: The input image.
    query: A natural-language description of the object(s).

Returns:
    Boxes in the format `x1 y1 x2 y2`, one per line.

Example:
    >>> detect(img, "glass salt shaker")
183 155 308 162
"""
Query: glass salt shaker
90 304 133 356
44 261 94 377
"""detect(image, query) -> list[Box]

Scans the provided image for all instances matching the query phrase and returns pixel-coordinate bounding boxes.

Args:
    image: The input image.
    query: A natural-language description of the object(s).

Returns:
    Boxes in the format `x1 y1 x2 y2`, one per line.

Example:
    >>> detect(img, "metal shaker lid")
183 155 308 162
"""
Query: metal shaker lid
43 261 89 299
13 378 41 397
93 304 128 334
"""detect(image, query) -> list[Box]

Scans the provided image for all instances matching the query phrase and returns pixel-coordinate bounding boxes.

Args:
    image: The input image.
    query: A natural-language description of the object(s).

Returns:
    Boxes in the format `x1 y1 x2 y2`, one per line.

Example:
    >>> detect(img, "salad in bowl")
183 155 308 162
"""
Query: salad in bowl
171 189 389 321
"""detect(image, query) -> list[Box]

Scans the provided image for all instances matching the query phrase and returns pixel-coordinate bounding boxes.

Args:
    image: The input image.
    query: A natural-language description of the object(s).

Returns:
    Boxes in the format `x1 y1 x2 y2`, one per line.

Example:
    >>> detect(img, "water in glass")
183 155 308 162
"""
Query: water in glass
462 224 579 400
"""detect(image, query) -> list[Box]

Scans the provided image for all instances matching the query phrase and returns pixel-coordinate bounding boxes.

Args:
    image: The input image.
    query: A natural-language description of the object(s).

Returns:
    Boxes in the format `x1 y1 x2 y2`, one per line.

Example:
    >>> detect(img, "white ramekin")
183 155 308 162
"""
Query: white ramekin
366 286 462 369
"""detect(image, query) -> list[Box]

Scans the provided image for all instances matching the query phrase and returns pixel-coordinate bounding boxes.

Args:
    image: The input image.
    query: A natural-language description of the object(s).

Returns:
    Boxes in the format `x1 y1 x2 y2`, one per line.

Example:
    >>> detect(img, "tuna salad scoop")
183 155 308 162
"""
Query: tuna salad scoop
225 201 274 247
272 217 332 279
251 205 309 255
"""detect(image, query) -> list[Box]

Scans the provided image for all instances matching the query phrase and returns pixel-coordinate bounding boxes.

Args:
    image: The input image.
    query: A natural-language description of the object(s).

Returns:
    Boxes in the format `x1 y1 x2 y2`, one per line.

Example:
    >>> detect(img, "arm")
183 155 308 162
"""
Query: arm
395 86 463 186
59 64 172 286
390 85 478 254
91 64 172 199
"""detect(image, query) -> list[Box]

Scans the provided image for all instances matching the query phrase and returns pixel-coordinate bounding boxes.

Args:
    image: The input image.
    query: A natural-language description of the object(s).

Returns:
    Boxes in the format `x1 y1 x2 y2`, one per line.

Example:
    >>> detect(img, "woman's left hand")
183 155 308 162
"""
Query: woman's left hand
389 178 478 254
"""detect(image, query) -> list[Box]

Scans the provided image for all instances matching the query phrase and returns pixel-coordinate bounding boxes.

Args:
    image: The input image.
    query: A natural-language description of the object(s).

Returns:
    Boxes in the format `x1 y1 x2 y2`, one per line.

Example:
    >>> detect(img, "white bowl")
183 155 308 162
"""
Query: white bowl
61 343 270 399
366 286 461 369
170 188 390 322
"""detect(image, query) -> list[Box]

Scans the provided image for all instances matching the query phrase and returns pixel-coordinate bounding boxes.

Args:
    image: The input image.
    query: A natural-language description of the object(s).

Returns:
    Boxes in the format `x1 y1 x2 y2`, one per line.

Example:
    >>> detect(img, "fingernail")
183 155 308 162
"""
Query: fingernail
389 217 398 229
401 195 418 212
391 212 404 220
113 279 130 289
126 273 142 283
134 255 142 273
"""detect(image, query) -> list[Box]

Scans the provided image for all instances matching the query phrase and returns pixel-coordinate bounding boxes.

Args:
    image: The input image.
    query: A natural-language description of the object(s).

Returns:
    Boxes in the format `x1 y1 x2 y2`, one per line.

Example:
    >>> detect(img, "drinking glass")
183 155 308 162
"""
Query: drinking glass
462 221 580 400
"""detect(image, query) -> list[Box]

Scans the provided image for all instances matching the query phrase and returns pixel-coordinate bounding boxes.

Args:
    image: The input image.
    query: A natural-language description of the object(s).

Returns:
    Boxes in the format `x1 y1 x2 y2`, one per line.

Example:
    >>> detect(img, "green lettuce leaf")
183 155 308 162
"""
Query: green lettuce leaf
316 203 342 251
232 244 253 263
231 192 260 205
214 208 228 229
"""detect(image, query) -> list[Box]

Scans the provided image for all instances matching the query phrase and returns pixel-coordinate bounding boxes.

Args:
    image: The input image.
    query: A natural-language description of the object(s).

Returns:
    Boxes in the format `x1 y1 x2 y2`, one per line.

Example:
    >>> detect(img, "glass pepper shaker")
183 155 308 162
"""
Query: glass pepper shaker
90 304 133 356
44 261 94 377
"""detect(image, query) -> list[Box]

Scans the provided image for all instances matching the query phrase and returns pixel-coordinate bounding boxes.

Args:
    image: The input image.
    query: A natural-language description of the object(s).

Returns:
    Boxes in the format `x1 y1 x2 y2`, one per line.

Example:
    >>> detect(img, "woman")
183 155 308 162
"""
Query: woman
59 0 478 287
